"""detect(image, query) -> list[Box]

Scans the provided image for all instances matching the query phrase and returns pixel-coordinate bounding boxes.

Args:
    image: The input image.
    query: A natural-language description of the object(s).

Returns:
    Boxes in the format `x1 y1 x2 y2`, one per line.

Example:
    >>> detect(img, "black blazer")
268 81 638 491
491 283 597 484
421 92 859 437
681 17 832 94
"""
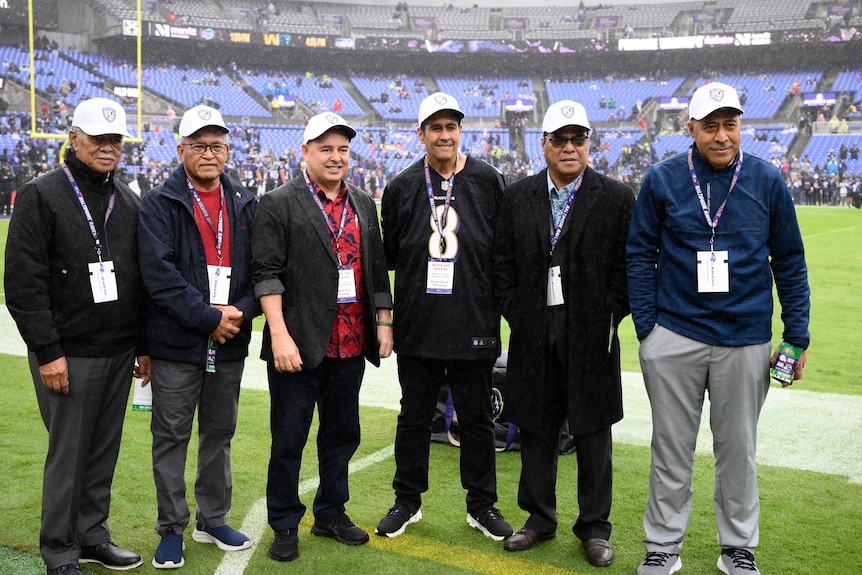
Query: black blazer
252 176 393 370
493 167 634 434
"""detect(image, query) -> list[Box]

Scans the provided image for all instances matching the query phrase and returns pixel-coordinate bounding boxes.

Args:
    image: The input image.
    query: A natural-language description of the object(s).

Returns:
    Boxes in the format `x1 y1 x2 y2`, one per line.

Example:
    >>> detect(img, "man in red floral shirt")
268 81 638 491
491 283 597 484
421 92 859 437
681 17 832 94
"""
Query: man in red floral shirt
251 112 394 563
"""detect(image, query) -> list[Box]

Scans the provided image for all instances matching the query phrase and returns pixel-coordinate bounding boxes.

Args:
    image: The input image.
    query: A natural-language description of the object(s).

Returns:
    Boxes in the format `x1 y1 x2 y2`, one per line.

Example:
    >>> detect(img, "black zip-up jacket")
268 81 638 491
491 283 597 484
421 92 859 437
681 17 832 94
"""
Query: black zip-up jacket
5 149 147 364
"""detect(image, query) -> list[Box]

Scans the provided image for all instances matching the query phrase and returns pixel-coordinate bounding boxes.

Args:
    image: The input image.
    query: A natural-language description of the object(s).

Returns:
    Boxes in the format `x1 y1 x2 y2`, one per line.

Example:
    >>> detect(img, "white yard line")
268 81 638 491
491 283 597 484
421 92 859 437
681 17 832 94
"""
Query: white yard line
213 445 394 575
1 304 858 485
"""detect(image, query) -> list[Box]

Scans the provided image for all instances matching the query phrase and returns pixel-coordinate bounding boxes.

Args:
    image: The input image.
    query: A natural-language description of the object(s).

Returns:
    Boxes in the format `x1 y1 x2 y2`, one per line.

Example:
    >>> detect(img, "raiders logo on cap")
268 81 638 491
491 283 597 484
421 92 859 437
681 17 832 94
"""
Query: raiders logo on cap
102 107 117 123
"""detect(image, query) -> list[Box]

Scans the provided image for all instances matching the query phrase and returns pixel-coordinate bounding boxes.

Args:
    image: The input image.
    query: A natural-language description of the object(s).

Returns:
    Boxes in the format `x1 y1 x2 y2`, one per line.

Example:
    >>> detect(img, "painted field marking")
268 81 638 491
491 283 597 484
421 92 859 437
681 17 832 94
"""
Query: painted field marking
214 445 394 575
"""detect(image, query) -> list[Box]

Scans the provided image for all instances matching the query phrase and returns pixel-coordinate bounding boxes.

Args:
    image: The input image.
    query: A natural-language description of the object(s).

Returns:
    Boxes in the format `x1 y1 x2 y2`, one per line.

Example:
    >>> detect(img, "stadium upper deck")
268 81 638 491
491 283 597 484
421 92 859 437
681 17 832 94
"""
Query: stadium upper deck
77 0 859 41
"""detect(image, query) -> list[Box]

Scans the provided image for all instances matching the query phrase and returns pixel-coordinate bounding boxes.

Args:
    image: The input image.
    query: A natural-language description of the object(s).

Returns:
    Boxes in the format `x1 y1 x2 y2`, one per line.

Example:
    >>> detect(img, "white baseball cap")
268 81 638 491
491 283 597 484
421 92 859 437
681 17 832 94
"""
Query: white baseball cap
418 92 464 127
302 112 356 145
542 100 590 134
71 97 132 137
689 82 744 121
179 105 229 137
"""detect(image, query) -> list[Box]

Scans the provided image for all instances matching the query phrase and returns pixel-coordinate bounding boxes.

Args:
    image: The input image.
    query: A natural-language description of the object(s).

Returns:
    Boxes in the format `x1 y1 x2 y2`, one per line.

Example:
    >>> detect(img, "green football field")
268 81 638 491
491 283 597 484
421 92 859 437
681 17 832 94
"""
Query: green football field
0 206 860 575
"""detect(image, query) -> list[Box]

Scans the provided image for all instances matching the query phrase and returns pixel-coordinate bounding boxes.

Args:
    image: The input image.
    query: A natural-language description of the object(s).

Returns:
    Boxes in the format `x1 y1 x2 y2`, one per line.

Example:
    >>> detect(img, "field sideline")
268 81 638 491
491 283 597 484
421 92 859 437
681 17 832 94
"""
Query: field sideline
0 207 860 575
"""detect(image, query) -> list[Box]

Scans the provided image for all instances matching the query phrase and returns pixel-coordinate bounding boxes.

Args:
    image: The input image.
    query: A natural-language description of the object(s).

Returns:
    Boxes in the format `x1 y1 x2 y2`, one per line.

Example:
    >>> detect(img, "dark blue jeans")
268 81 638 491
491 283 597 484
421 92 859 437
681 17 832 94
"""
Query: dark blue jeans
266 356 365 531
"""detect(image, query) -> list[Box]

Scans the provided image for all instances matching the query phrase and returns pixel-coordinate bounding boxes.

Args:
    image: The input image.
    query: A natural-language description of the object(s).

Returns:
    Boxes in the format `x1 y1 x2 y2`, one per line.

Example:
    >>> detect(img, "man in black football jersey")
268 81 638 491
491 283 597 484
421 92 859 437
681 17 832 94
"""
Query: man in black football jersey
376 92 513 542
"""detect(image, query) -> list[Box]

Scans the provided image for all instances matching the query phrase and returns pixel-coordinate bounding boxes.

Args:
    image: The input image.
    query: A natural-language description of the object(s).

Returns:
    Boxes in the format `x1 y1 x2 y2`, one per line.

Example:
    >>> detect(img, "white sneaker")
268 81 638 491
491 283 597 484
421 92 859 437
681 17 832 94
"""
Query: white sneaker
718 548 761 575
637 551 682 575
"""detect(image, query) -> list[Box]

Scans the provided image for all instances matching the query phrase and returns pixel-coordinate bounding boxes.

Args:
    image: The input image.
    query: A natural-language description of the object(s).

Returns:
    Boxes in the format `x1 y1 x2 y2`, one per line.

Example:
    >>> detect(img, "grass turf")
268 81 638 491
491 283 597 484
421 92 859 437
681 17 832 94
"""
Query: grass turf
0 206 861 574
0 370 860 574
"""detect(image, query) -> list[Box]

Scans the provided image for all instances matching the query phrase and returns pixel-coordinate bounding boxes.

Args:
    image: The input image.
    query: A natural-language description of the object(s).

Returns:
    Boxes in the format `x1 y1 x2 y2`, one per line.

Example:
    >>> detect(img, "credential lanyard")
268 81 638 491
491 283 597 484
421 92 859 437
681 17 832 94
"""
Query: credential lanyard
424 154 456 256
186 178 225 264
687 146 743 251
549 172 583 257
304 170 350 265
61 163 115 261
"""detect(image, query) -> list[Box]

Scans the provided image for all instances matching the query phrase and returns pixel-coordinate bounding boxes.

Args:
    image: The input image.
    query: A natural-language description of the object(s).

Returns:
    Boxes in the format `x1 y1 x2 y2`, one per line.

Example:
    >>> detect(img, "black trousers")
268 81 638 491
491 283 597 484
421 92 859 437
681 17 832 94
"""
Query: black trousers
517 347 613 541
392 355 498 514
267 356 365 531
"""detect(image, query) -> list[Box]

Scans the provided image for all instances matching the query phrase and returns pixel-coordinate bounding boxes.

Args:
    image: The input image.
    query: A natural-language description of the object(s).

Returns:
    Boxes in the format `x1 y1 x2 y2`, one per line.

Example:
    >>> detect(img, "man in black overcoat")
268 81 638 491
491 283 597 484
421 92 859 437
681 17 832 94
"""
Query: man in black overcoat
493 100 634 568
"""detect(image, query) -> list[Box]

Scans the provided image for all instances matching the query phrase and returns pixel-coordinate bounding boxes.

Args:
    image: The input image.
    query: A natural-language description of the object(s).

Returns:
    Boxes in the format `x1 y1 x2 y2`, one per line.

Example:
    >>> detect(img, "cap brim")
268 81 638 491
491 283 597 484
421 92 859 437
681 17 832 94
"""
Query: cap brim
420 108 464 126
179 124 230 137
691 106 744 121
304 125 356 145
79 125 132 137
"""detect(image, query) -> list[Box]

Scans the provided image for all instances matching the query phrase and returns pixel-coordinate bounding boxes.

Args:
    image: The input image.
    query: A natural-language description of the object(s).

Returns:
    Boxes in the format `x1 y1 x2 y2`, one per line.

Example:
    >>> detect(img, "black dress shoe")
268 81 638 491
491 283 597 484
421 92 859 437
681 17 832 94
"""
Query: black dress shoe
585 538 614 567
79 541 143 570
47 565 83 575
503 527 556 552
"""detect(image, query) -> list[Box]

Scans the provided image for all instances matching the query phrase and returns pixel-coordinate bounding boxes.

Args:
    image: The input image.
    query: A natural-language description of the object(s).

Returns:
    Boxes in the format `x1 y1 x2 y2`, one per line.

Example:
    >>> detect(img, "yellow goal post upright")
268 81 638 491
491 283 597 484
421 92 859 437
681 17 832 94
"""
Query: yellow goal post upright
27 0 145 159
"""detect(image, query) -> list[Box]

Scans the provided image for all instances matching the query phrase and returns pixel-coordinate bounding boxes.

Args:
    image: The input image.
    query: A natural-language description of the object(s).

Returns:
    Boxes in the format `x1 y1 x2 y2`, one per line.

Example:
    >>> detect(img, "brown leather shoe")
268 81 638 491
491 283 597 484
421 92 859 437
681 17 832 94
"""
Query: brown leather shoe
585 538 614 567
503 527 555 552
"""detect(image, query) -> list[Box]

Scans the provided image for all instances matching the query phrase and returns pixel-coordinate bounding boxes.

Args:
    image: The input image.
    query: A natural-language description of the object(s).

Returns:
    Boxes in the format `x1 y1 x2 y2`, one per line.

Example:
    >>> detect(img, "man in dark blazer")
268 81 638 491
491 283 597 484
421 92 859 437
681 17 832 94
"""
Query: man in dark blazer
251 112 394 563
493 100 634 568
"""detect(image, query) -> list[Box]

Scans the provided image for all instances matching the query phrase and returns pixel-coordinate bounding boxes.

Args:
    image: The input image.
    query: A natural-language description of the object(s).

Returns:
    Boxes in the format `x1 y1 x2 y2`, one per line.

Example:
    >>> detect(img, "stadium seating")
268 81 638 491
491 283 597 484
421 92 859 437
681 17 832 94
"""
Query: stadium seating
800 135 862 173
241 70 363 117
144 66 271 117
351 76 427 122
75 0 841 45
546 75 687 124
435 76 533 120
689 72 823 120
0 46 111 107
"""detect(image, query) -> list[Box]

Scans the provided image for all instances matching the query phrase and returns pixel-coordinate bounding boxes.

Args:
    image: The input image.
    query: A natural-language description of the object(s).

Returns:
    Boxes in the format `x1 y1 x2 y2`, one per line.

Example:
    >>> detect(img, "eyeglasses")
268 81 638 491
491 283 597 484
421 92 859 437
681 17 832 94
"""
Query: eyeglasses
182 142 228 155
546 135 589 148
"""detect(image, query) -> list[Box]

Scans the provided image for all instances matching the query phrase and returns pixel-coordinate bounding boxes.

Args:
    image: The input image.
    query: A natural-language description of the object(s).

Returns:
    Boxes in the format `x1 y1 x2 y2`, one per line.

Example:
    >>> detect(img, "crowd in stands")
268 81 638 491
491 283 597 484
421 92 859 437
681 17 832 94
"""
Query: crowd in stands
0 39 860 215
0 101 859 219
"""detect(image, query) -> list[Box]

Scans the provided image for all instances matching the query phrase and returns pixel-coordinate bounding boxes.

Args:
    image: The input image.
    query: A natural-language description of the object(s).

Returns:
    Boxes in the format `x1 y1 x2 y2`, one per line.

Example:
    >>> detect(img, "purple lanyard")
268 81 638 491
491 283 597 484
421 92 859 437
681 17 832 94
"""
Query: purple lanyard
186 178 225 264
549 172 583 256
424 154 457 257
304 170 350 265
687 146 743 250
61 163 115 260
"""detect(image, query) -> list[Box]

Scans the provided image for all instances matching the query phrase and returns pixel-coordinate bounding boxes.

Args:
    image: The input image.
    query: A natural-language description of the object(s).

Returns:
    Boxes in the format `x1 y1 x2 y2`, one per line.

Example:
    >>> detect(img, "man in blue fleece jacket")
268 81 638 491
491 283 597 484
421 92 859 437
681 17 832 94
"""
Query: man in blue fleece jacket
626 82 810 575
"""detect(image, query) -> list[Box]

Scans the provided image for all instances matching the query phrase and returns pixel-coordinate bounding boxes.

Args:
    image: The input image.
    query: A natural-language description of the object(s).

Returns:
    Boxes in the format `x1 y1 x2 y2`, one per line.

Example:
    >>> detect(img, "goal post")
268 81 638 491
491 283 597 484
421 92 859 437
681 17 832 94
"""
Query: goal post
27 0 144 149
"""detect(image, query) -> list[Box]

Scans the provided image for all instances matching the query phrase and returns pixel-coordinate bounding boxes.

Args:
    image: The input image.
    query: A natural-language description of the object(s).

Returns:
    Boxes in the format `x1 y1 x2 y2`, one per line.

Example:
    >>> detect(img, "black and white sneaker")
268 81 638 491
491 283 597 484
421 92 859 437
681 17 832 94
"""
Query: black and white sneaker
375 503 422 537
467 507 513 541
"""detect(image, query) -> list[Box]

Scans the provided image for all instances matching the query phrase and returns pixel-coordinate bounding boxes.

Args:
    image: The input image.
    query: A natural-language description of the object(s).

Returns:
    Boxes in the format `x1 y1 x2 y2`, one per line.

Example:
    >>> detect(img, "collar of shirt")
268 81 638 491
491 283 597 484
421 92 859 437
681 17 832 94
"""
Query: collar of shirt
311 177 348 204
547 171 577 228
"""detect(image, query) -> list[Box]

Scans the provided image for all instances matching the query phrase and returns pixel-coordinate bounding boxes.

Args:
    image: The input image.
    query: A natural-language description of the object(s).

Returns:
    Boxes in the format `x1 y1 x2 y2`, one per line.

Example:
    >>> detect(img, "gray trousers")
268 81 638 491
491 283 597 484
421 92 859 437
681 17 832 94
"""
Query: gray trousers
151 358 244 536
639 325 770 554
30 350 136 569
